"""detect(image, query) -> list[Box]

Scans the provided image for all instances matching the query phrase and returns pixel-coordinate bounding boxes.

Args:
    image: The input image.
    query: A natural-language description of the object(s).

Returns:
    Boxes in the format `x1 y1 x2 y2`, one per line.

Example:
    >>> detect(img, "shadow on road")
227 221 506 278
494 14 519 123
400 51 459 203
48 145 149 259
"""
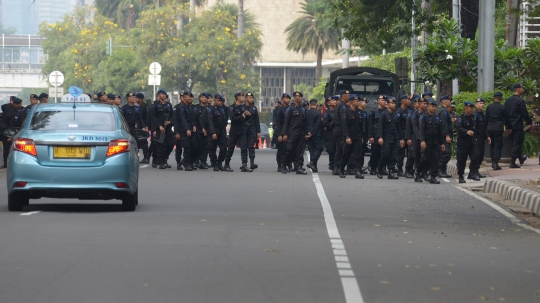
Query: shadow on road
18 203 129 213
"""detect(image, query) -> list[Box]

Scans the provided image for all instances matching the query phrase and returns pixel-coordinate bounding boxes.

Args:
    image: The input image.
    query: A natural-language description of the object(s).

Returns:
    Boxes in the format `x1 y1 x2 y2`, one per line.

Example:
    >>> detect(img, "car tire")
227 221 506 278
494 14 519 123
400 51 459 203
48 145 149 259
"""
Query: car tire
122 190 137 211
8 193 27 211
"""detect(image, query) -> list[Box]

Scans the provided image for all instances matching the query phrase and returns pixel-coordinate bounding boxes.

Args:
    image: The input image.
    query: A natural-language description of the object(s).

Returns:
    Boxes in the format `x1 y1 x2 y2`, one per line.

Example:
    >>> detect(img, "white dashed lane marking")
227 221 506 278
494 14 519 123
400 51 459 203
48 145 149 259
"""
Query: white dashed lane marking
20 211 41 216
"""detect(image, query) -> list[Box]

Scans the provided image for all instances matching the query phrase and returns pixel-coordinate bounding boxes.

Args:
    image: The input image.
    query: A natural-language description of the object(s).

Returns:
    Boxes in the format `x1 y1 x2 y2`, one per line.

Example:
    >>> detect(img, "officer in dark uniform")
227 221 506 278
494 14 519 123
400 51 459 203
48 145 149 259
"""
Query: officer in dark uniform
96 92 107 104
0 97 24 167
38 92 48 104
135 93 150 163
282 91 308 175
191 93 207 169
395 95 411 176
377 97 402 179
323 95 338 171
332 90 350 175
437 95 453 178
22 94 39 122
150 89 173 169
224 92 252 172
148 99 160 167
175 91 198 171
418 99 445 184
276 93 291 172
120 92 145 137
411 97 428 180
339 95 366 179
404 94 420 178
271 100 281 148
306 99 324 172
473 98 490 177
368 95 387 175
244 92 261 170
456 101 480 183
208 94 228 171
504 83 532 168
486 91 505 170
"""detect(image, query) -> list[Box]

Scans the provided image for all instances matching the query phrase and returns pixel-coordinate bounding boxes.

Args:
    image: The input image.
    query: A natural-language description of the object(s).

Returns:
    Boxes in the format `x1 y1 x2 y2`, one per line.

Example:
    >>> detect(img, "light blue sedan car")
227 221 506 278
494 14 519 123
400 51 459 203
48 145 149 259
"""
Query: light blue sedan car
6 102 140 211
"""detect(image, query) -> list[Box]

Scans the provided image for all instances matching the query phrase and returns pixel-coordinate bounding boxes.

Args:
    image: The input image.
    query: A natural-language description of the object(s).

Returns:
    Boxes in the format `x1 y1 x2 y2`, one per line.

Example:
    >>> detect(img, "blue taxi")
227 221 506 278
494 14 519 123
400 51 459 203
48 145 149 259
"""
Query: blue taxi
5 96 140 211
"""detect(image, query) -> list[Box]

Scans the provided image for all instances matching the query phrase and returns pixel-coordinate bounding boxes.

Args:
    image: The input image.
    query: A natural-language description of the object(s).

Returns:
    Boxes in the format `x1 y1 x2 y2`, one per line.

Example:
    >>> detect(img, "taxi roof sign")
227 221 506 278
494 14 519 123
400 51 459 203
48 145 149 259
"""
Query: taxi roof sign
60 94 91 103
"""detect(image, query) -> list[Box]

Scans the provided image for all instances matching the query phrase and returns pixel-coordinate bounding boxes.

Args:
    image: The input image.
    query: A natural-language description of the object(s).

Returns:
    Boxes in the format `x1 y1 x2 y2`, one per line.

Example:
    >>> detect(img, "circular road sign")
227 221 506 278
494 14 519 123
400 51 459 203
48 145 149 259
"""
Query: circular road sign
49 71 64 87
149 62 162 75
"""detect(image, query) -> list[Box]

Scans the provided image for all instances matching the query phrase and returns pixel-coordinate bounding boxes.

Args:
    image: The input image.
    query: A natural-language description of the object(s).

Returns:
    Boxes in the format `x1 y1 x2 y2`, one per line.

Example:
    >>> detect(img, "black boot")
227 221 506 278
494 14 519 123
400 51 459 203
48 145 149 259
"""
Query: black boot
212 161 219 171
311 164 318 173
414 170 423 182
151 158 157 168
332 167 340 176
165 161 171 168
388 170 399 179
202 161 210 169
430 176 440 184
382 167 389 175
423 172 430 182
370 167 377 175
281 164 288 174
376 167 383 179
277 162 282 172
477 171 486 178
459 175 466 183
405 171 414 178
250 158 258 170
218 161 225 171
159 162 166 169
241 163 253 172
184 163 193 171
177 162 183 170
192 162 198 170
328 164 334 171
296 165 307 175
306 162 313 169
493 162 502 170
224 161 233 172
339 168 346 178
467 172 480 181
509 158 520 168
355 168 364 179
199 162 208 169
520 154 528 165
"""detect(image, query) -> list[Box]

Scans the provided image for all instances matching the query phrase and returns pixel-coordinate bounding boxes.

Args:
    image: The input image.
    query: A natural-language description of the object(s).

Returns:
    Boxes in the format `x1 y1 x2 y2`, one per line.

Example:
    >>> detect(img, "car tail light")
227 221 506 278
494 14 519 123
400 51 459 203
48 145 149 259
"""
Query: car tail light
13 182 27 188
115 182 129 188
13 138 37 157
106 139 130 157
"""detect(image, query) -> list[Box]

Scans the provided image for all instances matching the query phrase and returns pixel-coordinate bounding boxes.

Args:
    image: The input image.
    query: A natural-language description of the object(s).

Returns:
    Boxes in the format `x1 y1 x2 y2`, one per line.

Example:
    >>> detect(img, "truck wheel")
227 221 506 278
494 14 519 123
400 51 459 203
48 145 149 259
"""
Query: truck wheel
122 190 137 211
8 193 27 211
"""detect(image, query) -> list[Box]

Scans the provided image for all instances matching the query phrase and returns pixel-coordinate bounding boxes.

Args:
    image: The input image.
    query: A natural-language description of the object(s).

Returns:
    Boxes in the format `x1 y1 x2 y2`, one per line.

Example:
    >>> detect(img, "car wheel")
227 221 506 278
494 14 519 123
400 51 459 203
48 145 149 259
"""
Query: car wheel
122 190 138 211
8 193 27 211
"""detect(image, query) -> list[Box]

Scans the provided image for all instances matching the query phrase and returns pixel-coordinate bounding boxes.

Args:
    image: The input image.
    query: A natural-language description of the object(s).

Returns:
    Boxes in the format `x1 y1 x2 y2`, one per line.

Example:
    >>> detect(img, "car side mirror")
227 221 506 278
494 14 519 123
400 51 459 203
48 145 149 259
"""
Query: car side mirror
3 127 19 138
133 129 149 141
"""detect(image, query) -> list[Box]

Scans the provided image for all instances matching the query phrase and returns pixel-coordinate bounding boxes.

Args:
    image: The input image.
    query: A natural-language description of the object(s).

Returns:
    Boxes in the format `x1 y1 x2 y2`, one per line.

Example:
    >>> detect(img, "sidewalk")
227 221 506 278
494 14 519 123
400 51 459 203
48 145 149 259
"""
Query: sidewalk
448 158 540 215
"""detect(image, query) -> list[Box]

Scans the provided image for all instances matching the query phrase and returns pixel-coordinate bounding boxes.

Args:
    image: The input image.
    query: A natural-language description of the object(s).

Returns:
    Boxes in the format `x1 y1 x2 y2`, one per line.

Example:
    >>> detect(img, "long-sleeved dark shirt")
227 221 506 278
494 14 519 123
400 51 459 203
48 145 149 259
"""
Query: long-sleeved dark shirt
410 109 424 141
283 103 307 137
245 103 261 133
120 104 145 130
368 107 385 138
208 105 227 134
323 108 335 139
306 108 323 139
149 101 173 132
504 94 532 130
276 105 288 136
456 113 477 145
485 102 505 132
396 106 411 139
342 107 365 140
419 111 444 145
228 103 248 135
332 100 347 135
437 106 452 136
473 110 488 140
377 109 401 142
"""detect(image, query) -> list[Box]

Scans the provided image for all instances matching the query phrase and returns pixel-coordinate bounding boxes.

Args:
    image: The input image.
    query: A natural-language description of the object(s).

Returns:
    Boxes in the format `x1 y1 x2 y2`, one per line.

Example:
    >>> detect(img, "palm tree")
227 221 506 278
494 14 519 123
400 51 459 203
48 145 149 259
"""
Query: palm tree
238 0 244 38
285 0 341 80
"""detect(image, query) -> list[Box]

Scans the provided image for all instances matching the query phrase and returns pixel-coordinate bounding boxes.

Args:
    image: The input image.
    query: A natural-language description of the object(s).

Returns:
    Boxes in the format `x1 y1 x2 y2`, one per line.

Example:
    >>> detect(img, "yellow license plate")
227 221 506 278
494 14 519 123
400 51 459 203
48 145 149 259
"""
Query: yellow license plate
53 146 91 159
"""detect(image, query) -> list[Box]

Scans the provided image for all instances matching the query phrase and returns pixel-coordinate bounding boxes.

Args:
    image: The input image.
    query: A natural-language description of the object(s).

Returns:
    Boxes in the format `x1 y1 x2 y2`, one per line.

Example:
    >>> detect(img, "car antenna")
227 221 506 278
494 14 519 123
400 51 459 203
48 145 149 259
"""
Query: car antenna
366 87 378 101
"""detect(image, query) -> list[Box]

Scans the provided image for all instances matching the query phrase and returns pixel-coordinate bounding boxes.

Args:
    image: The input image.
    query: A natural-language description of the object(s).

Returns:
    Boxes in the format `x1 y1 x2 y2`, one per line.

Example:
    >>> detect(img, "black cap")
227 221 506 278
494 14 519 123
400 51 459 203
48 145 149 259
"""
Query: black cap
422 92 434 98
179 90 190 96
513 83 523 89
135 93 145 99
281 93 291 99
476 98 486 103
246 92 254 97
293 91 303 97
234 92 244 98
387 97 396 103
464 101 475 108
157 88 168 96
38 93 48 99
309 98 318 104
338 90 351 95
377 95 388 101
30 94 38 99
399 95 410 101
97 92 106 99
125 92 135 98
12 97 22 104
214 94 224 101
426 98 437 106
439 95 451 102
107 93 115 99
493 91 503 97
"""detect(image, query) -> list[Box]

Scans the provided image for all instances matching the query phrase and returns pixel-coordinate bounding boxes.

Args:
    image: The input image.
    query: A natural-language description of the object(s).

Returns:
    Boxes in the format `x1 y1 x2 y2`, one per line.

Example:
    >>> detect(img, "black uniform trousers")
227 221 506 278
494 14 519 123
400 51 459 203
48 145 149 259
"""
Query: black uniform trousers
413 140 422 170
225 132 248 164
378 139 399 170
1 133 11 166
208 131 227 163
307 136 323 165
246 127 258 159
396 146 407 172
456 142 478 176
178 132 198 164
155 126 174 164
284 135 306 167
474 137 486 171
325 135 336 168
488 130 504 162
359 142 368 169
149 140 157 162
199 134 210 162
190 132 202 164
417 144 441 177
276 140 286 165
509 129 524 160
341 139 363 170
334 133 344 167
438 142 452 172
369 138 382 170
137 135 150 159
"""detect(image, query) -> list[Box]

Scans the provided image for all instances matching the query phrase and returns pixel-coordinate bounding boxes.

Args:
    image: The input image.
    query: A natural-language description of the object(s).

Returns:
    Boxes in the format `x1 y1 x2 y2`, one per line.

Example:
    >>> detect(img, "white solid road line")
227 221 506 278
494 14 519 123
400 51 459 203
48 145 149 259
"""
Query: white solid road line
311 172 365 303
140 165 149 168
456 186 540 235
20 211 41 216
442 178 450 183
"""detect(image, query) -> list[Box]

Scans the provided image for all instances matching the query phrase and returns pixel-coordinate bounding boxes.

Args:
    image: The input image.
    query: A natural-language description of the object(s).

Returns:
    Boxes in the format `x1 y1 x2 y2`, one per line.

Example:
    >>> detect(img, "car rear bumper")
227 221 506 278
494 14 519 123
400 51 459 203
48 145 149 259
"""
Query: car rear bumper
7 151 138 199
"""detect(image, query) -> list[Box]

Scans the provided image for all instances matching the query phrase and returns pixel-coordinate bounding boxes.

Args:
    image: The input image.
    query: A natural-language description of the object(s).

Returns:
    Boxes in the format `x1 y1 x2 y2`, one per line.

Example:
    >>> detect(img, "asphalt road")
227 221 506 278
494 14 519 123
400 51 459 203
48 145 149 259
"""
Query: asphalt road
0 149 539 303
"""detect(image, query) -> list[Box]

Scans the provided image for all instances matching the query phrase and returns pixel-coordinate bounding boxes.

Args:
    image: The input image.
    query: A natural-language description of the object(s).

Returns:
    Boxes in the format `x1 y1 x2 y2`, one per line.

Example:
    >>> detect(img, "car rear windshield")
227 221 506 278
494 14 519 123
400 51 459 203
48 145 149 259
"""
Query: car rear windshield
335 79 395 101
30 110 115 131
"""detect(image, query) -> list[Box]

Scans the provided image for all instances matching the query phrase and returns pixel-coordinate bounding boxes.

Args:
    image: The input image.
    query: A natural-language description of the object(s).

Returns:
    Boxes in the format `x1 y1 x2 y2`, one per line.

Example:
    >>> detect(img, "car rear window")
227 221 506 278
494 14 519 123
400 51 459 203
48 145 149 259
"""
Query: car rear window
335 79 395 100
30 110 115 131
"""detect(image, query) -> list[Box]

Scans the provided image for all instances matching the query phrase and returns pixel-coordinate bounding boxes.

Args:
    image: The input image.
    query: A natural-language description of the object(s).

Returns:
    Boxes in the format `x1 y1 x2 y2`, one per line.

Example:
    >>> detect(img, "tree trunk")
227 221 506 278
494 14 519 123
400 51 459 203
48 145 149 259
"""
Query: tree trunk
461 0 479 39
439 80 453 97
316 46 323 81
237 0 244 38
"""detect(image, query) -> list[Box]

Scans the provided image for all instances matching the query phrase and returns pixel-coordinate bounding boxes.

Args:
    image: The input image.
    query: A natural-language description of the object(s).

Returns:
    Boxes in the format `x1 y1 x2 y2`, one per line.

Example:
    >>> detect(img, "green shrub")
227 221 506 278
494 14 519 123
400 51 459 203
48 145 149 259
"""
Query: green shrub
451 90 512 115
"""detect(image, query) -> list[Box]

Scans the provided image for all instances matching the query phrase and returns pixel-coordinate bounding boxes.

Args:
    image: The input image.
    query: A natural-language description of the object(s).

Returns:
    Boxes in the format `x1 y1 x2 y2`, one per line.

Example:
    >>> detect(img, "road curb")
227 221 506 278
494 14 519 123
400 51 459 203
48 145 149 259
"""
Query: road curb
483 179 540 215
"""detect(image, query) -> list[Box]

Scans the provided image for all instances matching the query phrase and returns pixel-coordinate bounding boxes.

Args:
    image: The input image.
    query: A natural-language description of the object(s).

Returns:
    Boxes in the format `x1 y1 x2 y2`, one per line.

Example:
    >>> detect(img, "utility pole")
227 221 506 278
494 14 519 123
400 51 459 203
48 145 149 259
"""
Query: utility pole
411 0 417 93
507 0 519 46
342 37 350 68
189 0 195 22
452 0 460 95
478 0 495 93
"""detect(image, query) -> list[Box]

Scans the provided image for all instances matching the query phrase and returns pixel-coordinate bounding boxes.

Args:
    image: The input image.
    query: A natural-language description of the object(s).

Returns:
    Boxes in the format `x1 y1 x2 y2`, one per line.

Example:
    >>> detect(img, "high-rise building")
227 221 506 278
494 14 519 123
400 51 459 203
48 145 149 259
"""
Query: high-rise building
37 0 72 27
1 0 74 35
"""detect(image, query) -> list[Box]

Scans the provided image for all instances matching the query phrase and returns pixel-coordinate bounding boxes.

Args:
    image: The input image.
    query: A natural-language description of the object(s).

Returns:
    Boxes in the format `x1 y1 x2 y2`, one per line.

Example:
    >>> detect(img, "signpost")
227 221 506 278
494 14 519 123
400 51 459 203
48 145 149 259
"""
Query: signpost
48 71 64 103
149 62 162 98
